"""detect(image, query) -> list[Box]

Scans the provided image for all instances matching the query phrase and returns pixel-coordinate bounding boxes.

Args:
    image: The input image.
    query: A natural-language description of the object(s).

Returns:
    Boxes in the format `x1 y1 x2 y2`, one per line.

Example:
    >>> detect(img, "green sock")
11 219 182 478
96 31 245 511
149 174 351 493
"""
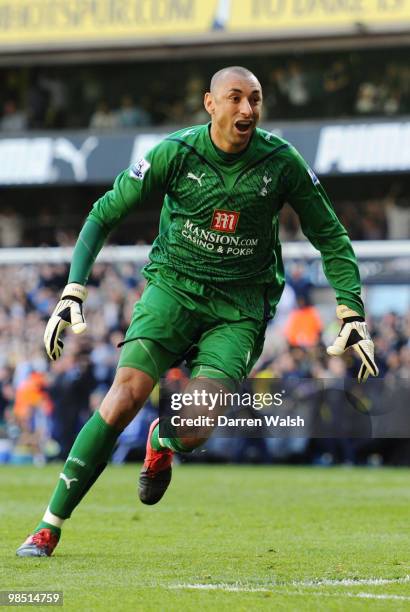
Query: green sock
43 411 120 520
160 437 193 452
150 423 163 451
35 521 61 538
151 422 192 453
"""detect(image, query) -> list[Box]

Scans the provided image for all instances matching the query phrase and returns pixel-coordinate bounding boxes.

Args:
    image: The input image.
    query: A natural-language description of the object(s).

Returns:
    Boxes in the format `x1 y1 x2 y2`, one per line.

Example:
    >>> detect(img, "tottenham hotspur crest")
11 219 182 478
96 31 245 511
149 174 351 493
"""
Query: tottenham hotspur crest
259 174 272 197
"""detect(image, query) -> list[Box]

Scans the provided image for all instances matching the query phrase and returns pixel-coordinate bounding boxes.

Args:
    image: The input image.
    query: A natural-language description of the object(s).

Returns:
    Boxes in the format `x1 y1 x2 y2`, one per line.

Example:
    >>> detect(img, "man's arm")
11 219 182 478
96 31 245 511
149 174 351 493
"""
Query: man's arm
44 142 175 360
283 147 364 316
69 146 173 286
282 148 378 382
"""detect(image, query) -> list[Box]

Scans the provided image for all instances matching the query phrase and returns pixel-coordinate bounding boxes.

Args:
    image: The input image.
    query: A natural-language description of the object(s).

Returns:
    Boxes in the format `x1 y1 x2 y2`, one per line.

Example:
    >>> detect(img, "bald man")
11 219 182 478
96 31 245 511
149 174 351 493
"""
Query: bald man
17 66 377 557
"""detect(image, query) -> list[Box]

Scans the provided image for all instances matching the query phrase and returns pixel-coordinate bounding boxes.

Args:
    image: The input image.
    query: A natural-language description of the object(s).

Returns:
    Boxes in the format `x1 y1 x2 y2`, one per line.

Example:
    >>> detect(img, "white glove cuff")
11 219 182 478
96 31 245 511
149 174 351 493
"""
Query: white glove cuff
61 283 87 302
336 304 361 320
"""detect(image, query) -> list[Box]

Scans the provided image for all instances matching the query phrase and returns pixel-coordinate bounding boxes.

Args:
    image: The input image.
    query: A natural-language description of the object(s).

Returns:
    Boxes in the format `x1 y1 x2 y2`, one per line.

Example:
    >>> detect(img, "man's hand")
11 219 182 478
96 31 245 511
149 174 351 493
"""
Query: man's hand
44 283 87 361
326 305 379 383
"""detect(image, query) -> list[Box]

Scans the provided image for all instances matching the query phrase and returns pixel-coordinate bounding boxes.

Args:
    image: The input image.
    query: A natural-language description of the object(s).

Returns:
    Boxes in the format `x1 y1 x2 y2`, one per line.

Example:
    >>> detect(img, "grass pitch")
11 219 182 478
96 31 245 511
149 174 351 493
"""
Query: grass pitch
1 464 409 611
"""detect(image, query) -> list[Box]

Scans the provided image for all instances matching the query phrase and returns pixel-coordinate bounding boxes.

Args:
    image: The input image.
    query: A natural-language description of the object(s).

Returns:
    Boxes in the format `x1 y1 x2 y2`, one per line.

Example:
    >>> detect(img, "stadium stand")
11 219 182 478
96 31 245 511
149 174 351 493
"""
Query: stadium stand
0 1 409 466
1 48 410 130
0 253 408 466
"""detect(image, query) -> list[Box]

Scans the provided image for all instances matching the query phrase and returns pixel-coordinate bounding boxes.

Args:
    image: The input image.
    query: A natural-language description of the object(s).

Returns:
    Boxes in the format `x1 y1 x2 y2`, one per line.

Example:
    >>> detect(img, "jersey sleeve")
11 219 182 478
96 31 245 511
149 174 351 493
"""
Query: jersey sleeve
68 139 177 285
88 139 176 231
282 148 364 317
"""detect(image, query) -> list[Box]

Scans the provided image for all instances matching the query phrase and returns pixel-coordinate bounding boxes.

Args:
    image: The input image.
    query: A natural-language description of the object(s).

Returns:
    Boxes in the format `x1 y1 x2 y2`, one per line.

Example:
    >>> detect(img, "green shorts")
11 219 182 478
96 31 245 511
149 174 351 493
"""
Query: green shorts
118 281 266 382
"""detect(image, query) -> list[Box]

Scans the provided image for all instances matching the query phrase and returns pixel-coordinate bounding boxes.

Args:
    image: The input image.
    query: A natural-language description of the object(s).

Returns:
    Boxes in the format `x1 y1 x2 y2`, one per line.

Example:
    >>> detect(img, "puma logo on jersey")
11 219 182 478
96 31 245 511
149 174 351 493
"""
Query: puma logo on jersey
187 172 205 187
259 175 272 197
59 473 78 490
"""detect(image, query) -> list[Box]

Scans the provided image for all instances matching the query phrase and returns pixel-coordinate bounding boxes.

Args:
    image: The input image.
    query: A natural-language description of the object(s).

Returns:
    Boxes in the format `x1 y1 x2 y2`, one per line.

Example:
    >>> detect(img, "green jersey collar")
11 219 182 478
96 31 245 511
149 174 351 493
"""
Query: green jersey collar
204 123 257 170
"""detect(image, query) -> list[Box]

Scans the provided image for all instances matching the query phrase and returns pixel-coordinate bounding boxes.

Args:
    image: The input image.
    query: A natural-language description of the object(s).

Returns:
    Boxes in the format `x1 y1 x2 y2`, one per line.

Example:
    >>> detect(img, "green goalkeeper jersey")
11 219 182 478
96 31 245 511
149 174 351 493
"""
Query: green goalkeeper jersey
76 123 364 320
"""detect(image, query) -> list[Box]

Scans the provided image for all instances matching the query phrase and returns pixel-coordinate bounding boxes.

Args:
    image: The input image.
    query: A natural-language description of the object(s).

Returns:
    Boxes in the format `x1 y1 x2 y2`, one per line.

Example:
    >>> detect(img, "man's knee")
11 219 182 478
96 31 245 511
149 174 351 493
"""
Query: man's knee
100 367 154 429
171 375 231 447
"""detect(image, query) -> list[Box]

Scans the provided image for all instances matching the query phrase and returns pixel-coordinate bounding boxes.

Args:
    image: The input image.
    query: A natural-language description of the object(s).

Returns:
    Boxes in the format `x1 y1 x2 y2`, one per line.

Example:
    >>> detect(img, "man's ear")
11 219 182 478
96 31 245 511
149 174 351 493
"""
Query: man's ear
204 92 214 116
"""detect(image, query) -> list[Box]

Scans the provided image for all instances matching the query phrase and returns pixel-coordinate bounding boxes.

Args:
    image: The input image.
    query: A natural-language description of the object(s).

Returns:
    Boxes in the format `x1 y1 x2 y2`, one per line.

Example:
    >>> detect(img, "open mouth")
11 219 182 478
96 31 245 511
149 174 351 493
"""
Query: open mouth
234 120 253 133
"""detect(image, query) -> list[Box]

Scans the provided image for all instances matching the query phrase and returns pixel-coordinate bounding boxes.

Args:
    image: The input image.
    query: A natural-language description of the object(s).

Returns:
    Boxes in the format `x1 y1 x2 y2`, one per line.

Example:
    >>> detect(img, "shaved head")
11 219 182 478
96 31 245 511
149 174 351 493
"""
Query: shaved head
204 65 263 153
210 66 261 95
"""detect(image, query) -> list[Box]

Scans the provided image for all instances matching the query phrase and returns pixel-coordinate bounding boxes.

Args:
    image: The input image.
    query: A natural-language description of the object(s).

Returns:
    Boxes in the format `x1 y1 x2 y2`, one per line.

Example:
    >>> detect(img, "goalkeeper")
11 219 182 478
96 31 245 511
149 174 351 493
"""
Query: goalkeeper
17 66 378 557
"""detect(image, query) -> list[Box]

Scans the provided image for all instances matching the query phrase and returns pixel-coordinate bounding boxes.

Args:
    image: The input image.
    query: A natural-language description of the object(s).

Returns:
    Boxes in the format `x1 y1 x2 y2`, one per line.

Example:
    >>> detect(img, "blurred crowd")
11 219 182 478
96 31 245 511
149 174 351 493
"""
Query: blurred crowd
0 262 408 466
1 47 410 132
1 44 409 467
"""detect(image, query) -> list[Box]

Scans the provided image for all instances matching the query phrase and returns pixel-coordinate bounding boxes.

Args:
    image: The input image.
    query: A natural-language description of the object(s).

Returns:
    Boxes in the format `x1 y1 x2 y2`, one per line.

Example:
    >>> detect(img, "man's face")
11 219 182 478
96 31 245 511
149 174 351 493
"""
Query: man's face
204 74 263 153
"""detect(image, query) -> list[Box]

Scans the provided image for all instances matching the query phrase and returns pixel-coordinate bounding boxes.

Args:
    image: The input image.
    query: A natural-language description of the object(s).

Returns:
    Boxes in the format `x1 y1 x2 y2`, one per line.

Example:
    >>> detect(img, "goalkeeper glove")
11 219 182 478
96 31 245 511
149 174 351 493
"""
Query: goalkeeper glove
44 283 87 361
326 305 379 383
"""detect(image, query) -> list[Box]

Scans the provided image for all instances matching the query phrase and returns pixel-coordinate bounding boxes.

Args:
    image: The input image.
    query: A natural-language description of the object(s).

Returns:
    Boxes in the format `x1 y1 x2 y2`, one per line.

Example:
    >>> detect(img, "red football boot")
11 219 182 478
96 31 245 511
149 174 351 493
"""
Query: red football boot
138 418 173 505
16 528 60 557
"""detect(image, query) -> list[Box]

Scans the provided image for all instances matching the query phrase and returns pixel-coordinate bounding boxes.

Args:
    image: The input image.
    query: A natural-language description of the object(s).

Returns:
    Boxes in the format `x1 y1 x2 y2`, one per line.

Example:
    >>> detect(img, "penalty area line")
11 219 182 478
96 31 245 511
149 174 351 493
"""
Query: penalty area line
170 584 269 593
169 575 409 590
296 576 410 587
168 578 410 601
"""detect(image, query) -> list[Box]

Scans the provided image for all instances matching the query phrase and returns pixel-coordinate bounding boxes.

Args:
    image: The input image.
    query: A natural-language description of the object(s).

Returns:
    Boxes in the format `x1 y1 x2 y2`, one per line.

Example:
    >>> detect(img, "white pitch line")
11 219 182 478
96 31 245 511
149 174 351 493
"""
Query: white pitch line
170 575 409 591
169 584 269 593
167 583 272 593
296 576 410 587
169 584 410 602
354 593 410 601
